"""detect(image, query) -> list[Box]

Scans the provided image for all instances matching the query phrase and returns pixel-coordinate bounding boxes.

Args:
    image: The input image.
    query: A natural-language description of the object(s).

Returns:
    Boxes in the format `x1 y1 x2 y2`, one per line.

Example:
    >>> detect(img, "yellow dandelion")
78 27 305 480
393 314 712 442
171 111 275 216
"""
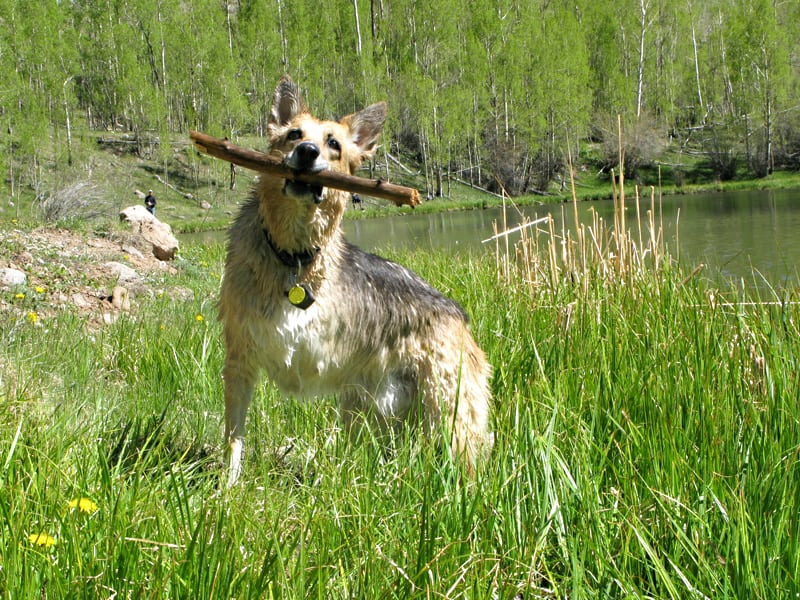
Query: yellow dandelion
160 323 166 330
27 311 38 324
195 314 204 322
68 497 99 515
28 533 57 548
14 293 25 300
35 286 45 293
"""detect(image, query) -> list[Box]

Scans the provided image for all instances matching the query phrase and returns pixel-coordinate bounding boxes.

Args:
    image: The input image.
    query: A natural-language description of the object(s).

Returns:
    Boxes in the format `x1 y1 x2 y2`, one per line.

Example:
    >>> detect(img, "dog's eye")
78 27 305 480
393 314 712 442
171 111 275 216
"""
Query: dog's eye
287 129 302 141
327 137 341 152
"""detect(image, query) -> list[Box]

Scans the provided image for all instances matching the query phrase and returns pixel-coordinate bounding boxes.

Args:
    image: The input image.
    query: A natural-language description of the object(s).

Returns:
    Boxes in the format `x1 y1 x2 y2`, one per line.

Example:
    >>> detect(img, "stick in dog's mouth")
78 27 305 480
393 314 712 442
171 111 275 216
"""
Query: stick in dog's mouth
189 131 421 207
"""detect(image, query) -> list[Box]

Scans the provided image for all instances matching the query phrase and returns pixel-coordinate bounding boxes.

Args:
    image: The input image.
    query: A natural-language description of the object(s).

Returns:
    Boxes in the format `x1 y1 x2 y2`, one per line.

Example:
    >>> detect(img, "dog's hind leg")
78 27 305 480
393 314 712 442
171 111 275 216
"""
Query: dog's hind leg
223 356 258 487
419 335 492 474
339 378 415 447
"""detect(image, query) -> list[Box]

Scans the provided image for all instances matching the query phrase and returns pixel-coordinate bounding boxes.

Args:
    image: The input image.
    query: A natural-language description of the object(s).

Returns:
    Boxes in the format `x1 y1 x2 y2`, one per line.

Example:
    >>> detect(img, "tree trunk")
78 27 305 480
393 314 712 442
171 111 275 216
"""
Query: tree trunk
765 79 773 175
353 0 362 55
63 77 74 166
636 0 652 118
689 1 704 109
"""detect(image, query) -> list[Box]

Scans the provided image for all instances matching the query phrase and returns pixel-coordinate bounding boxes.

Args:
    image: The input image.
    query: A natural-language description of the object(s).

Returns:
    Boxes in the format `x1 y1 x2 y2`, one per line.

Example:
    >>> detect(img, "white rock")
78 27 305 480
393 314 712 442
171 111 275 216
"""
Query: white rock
103 261 141 285
0 268 26 287
119 205 179 261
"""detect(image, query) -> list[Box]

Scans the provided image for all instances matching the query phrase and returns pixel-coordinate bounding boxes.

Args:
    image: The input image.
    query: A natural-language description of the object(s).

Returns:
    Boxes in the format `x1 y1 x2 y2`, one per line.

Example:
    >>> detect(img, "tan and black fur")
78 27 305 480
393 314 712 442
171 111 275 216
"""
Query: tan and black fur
220 77 491 485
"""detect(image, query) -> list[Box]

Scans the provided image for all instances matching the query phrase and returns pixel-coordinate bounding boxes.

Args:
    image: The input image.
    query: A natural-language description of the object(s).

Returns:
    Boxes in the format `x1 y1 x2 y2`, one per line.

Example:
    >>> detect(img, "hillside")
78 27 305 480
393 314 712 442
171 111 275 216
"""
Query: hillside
4 126 800 237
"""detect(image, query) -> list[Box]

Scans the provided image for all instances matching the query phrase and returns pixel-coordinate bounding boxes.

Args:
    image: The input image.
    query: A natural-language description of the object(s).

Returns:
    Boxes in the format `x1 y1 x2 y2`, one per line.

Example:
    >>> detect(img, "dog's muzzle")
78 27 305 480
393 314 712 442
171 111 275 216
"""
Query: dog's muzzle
286 141 327 172
284 141 328 203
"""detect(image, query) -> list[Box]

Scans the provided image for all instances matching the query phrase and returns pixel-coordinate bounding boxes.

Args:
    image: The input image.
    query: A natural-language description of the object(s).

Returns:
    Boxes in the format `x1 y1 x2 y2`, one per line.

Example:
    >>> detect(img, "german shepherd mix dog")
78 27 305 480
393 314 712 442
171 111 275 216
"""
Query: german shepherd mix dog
220 77 491 485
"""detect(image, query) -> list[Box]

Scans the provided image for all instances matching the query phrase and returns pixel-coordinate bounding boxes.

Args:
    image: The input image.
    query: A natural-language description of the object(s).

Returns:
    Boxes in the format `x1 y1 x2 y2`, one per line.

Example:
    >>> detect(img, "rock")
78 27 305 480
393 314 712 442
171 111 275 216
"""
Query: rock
119 205 179 261
110 286 131 311
168 286 195 302
103 261 141 284
71 293 93 310
121 244 145 260
0 268 26 287
120 204 156 224
200 200 212 210
102 261 148 297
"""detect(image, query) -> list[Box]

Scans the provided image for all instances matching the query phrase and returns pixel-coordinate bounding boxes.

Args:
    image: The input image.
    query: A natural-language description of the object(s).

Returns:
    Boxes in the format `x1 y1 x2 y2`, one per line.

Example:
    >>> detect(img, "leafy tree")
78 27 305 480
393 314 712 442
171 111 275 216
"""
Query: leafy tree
725 0 790 175
0 0 78 194
1 0 799 200
583 1 637 119
236 0 287 136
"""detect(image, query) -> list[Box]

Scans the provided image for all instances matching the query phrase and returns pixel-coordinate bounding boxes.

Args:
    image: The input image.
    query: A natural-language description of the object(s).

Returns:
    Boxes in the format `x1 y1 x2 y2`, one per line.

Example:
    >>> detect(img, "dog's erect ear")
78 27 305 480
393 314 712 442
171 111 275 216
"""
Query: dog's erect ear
269 76 304 128
341 102 387 158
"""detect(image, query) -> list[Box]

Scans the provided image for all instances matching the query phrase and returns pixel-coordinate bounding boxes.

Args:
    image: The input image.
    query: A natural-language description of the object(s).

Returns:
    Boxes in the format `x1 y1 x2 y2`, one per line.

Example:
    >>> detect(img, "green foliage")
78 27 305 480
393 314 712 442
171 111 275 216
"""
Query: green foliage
0 0 798 205
1 236 799 596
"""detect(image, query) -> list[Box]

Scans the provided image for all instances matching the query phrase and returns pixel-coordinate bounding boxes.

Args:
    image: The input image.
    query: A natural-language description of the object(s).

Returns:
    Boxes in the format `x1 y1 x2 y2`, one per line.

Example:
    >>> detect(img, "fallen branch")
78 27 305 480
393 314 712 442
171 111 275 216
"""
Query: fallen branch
481 216 550 244
190 131 420 207
154 174 194 200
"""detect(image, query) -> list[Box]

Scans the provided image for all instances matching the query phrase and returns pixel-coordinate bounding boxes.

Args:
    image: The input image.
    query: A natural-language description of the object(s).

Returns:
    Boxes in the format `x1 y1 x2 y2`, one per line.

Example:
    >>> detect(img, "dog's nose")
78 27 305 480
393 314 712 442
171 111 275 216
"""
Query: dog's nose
293 141 320 170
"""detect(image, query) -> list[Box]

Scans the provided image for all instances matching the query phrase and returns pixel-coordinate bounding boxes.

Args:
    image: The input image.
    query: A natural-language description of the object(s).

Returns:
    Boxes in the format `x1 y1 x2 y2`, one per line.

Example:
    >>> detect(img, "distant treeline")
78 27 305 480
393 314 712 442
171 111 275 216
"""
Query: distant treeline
2 0 799 197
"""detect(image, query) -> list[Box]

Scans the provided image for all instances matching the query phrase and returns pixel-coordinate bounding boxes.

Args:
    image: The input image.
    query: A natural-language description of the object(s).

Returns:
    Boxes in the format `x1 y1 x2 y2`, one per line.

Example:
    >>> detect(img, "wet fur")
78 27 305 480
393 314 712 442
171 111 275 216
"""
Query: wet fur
220 77 491 485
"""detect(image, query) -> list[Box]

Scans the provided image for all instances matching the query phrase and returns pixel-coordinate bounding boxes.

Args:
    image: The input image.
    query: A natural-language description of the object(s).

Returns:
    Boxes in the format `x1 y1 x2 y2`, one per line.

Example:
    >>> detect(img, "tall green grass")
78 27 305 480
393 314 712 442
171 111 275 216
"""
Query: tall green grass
1 203 799 597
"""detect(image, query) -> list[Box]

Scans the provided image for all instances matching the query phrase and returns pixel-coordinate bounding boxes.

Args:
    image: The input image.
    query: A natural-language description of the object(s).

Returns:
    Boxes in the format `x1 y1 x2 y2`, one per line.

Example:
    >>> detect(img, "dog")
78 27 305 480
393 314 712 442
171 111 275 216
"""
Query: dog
219 76 492 486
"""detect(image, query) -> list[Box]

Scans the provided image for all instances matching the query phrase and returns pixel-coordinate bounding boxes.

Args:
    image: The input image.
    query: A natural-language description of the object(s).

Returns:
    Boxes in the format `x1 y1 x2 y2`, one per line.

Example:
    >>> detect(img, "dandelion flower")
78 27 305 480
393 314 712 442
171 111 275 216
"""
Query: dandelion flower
14 293 25 300
27 311 38 324
28 533 56 548
35 286 45 293
195 314 204 322
68 497 99 515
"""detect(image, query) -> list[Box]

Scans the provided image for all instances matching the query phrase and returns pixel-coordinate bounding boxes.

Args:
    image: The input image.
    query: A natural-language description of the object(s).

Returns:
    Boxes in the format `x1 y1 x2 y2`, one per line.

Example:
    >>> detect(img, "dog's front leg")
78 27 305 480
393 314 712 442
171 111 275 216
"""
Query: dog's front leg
223 357 258 487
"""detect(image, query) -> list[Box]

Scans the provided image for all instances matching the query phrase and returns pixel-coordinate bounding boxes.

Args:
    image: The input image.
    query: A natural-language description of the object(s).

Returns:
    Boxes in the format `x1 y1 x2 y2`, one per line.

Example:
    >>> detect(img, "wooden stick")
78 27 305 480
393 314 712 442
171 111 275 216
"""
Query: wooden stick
190 131 420 207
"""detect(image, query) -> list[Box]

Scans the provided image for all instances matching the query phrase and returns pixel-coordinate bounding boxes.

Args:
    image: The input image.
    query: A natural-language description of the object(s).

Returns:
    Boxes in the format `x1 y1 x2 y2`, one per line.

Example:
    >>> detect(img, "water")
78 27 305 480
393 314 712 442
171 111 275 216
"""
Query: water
342 189 800 290
181 189 800 290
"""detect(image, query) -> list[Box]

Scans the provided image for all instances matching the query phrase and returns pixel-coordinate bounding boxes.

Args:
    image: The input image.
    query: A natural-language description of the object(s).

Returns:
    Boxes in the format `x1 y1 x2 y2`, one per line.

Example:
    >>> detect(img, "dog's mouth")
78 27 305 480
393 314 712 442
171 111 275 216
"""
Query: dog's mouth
284 180 325 204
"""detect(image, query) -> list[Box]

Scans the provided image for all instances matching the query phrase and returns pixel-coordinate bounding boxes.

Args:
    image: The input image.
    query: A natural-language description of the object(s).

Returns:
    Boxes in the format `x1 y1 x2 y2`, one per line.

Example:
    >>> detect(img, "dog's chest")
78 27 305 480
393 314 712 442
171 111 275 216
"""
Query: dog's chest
253 302 339 395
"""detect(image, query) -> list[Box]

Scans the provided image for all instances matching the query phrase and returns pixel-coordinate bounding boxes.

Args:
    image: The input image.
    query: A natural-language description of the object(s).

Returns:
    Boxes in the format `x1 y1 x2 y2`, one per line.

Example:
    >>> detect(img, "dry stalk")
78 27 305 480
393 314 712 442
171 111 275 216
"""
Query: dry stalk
492 118 671 300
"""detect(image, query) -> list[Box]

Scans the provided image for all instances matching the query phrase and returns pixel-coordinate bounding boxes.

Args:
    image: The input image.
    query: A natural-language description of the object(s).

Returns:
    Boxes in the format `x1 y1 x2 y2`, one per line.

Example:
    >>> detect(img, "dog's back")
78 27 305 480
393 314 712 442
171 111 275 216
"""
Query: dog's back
221 77 491 485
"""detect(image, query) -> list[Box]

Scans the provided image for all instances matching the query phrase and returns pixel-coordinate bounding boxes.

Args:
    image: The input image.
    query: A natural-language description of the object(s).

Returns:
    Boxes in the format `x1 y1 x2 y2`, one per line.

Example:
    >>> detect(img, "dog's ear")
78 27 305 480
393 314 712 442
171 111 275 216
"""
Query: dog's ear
269 76 304 129
341 102 387 159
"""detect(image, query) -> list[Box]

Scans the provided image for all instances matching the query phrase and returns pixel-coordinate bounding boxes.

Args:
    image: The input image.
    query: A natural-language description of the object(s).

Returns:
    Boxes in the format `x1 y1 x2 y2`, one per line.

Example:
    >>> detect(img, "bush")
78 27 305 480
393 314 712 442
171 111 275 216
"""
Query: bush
36 181 112 224
595 112 666 179
702 124 740 181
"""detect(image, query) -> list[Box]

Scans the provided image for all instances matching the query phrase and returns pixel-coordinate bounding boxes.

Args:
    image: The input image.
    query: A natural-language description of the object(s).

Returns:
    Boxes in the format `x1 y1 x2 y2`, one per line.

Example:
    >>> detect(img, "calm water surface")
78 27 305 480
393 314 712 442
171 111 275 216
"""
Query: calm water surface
343 189 800 290
182 189 800 290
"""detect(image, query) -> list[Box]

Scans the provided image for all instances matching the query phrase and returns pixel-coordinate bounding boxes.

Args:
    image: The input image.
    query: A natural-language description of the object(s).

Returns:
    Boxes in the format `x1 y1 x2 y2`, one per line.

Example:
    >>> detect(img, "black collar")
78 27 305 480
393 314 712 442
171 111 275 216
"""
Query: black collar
263 228 319 268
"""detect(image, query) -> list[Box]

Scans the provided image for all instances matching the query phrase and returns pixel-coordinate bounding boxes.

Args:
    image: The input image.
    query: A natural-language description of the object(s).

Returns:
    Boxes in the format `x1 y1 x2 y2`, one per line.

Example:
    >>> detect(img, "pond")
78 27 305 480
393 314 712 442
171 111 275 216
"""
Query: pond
181 188 800 291
342 188 800 291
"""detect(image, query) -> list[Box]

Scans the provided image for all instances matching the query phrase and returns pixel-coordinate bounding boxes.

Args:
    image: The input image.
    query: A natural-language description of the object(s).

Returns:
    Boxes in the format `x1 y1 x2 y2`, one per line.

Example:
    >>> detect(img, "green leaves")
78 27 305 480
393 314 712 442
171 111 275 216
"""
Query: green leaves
1 0 798 201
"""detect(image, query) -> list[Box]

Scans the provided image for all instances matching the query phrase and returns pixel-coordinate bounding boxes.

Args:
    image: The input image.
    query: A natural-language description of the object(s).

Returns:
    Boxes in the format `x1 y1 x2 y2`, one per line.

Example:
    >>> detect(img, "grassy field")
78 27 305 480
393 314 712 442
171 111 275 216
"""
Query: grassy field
1 197 799 597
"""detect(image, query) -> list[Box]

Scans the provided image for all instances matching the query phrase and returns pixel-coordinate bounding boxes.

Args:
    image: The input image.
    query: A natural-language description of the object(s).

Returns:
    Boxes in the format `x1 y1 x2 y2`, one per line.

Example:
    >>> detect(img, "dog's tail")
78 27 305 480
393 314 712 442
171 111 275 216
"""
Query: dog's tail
452 333 493 470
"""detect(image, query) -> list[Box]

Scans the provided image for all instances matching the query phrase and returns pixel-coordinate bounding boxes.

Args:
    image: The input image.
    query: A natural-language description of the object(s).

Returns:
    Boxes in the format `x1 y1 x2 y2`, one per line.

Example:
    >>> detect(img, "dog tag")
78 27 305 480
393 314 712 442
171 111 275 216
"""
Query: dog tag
287 283 315 309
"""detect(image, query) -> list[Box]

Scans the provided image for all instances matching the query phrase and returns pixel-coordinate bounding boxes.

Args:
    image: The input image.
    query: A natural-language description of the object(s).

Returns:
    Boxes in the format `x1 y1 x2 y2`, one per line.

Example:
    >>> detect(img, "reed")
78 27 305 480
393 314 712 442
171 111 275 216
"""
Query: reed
1 190 798 596
491 147 670 300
